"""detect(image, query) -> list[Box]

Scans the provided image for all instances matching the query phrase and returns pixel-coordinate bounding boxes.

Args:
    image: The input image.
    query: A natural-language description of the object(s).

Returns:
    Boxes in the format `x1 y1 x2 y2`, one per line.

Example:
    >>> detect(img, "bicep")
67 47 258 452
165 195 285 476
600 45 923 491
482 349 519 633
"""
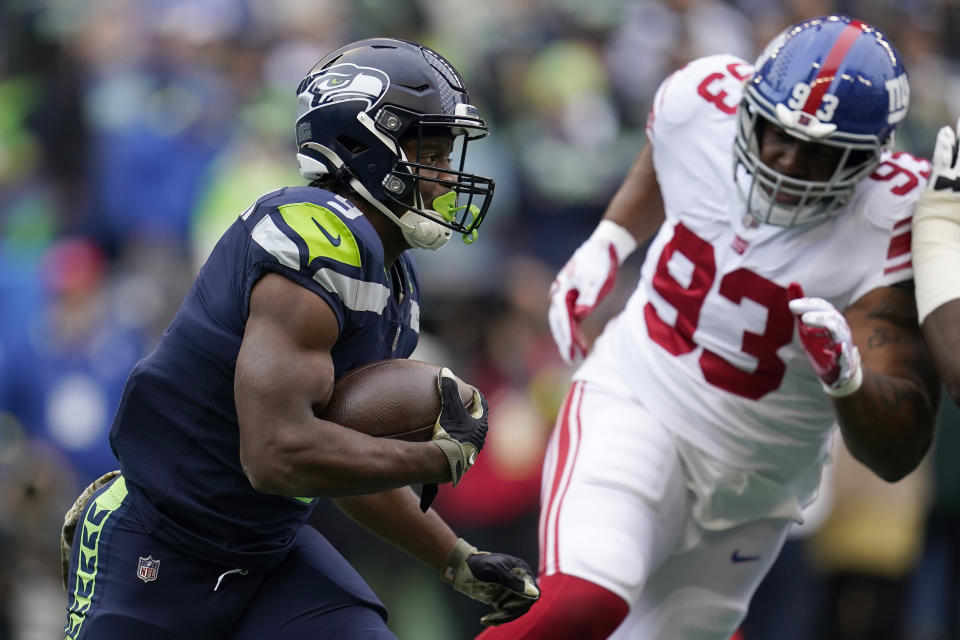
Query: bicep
845 285 938 392
603 143 665 243
235 273 340 456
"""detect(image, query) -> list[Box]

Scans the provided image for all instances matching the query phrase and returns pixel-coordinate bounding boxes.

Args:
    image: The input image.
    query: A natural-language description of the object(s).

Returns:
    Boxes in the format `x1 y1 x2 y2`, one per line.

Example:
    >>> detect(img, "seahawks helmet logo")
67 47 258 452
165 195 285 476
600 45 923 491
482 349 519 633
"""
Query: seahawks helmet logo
299 63 390 111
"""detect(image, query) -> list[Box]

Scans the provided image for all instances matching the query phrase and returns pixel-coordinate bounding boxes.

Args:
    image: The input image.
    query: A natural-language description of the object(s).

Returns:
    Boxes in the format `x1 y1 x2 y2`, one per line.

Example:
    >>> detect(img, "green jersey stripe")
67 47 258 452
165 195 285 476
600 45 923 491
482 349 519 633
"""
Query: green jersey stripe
276 202 362 269
65 476 129 640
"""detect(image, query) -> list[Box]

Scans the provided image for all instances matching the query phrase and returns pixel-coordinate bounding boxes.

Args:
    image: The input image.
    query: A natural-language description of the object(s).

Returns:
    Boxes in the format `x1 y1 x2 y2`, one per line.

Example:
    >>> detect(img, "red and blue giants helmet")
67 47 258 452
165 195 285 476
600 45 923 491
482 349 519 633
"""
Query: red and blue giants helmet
734 15 909 226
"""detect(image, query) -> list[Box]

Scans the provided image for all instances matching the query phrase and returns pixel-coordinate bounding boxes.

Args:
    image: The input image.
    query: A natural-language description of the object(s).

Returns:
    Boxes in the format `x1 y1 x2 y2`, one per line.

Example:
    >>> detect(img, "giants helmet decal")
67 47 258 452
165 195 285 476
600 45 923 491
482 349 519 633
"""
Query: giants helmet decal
734 15 909 227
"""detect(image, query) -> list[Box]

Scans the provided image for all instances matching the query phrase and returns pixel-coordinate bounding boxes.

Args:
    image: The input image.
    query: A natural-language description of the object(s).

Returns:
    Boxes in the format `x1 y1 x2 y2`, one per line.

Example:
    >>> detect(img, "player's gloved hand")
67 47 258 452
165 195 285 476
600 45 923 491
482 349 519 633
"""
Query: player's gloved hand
431 367 487 485
548 220 638 365
787 283 862 397
422 368 488 511
442 538 540 626
923 117 960 207
60 470 120 590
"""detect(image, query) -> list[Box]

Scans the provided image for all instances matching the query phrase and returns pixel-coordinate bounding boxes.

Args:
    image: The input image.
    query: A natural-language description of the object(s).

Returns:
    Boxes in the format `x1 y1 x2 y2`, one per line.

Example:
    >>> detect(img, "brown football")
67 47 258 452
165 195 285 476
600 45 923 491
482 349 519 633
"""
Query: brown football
319 359 475 442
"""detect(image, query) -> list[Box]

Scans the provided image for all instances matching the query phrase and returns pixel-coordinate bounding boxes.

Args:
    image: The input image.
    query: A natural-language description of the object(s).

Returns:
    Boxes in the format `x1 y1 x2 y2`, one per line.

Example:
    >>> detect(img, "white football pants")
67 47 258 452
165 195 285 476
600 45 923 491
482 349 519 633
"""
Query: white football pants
539 380 792 639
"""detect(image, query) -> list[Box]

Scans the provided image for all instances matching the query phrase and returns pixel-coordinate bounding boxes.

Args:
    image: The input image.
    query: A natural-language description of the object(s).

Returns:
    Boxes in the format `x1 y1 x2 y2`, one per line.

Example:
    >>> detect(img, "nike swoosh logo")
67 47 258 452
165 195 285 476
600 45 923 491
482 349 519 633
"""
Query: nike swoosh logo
312 217 341 247
730 550 761 564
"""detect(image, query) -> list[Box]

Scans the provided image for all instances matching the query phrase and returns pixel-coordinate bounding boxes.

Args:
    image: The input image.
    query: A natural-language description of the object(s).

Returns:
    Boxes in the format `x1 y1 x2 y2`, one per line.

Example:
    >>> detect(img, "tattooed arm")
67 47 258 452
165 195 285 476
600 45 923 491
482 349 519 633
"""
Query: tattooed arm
832 283 939 481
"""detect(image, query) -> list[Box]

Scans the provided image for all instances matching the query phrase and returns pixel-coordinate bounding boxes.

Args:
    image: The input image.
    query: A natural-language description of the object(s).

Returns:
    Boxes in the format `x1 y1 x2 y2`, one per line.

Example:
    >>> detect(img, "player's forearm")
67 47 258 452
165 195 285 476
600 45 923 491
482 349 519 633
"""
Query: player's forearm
602 144 665 246
912 119 960 403
333 487 457 570
241 419 450 497
921 299 960 405
832 371 935 482
823 285 939 481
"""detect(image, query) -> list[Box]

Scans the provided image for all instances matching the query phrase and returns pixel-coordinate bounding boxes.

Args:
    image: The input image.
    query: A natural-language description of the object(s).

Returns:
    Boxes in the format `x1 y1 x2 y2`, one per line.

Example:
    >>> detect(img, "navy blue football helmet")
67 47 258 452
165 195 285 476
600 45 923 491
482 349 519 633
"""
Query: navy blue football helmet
734 15 909 226
295 38 494 250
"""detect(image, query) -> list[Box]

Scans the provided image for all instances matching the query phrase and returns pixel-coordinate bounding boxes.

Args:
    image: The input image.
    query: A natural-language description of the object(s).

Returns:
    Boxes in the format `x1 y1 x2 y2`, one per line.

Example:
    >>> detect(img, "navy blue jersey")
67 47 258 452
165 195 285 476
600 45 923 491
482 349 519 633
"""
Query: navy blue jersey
109 186 421 568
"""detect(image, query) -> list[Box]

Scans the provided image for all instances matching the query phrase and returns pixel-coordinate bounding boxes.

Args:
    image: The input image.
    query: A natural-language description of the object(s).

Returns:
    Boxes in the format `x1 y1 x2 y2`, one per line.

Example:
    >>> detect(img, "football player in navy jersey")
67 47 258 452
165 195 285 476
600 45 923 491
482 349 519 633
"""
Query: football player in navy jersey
61 38 538 639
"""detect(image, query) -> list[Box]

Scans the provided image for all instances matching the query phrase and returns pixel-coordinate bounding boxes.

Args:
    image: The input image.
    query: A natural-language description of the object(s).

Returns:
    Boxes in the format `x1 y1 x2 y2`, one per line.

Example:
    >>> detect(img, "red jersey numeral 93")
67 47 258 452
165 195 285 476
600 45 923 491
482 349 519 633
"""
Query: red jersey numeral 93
644 223 793 400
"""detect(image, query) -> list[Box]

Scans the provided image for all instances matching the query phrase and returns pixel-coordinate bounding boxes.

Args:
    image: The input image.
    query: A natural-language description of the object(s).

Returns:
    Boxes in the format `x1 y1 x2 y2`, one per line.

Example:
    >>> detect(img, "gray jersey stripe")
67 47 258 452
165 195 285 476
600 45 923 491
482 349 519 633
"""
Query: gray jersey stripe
326 197 363 220
252 212 390 314
251 214 300 270
409 299 421 333
314 268 390 313
242 189 285 220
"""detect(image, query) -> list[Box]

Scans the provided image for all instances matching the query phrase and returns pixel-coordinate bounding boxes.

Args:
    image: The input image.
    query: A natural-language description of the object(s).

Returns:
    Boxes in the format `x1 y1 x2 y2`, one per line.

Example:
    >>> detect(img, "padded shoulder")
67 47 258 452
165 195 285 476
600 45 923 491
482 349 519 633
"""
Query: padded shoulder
855 150 931 231
647 54 752 141
243 187 391 325
244 187 380 272
843 151 931 300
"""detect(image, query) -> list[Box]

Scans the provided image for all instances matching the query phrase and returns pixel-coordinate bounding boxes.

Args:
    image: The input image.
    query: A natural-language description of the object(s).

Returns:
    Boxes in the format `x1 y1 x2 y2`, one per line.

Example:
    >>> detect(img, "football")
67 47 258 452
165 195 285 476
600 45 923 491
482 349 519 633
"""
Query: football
319 359 475 442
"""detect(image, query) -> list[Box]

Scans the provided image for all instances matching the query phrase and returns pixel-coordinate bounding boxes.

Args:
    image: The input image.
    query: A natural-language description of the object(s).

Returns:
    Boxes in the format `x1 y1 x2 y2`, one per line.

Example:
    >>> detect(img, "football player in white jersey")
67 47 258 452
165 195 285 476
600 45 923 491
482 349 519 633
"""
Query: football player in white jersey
479 15 939 640
913 118 960 404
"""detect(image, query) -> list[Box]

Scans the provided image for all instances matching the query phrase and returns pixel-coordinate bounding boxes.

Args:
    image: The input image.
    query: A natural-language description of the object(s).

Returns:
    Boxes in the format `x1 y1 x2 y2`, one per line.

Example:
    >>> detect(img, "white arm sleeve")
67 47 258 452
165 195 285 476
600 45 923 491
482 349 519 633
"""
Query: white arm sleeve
912 189 960 323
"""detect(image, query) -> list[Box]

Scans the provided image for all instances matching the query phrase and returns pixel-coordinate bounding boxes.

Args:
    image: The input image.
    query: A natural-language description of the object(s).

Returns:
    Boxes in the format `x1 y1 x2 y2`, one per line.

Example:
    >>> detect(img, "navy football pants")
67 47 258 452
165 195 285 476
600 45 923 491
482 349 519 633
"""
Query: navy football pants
63 475 397 639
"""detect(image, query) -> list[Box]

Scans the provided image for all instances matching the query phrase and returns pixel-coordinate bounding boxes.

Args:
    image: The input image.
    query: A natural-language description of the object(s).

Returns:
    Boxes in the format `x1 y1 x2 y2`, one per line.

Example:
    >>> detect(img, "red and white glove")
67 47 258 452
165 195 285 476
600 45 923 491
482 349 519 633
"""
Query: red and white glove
787 283 862 397
548 220 637 365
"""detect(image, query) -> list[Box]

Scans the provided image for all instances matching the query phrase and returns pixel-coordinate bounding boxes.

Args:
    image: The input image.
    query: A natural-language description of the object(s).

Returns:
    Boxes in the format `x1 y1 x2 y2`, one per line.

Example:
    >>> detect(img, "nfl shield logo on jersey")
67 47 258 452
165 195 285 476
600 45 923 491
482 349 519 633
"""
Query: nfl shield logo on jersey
137 555 160 583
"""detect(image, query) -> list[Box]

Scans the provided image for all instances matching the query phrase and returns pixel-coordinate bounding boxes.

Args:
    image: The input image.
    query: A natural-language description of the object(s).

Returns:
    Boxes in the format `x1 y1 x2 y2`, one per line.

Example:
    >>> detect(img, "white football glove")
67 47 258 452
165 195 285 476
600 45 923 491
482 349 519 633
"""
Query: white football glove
548 220 637 365
913 118 960 322
787 283 862 397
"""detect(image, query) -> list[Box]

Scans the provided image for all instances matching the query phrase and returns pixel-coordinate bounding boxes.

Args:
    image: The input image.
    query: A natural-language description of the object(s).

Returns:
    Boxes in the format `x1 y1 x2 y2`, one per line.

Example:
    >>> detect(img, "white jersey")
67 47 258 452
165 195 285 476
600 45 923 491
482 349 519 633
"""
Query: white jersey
577 55 929 497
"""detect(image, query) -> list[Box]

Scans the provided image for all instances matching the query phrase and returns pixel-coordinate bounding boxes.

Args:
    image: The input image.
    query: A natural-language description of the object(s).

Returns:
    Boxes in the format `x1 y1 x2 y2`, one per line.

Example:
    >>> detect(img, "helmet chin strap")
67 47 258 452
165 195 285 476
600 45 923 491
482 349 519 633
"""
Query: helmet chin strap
397 210 452 250
298 143 451 251
345 171 452 250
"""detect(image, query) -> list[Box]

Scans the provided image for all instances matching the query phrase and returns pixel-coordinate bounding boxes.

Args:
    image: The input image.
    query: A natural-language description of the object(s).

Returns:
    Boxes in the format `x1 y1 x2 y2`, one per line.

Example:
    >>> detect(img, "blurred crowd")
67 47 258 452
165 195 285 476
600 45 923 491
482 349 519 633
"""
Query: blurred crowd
2 0 960 638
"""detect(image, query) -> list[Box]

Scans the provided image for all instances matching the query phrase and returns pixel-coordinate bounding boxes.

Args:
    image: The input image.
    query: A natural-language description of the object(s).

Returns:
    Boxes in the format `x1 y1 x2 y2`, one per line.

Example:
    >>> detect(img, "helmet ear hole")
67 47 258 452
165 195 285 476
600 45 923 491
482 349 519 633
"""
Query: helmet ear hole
335 135 369 156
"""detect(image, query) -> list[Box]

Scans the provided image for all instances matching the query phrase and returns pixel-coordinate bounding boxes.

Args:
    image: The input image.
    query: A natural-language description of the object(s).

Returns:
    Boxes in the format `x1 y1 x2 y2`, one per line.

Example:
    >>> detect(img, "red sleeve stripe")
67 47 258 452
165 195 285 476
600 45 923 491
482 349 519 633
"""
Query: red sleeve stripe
884 260 912 275
539 381 585 576
802 20 866 116
893 217 912 230
886 230 911 259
